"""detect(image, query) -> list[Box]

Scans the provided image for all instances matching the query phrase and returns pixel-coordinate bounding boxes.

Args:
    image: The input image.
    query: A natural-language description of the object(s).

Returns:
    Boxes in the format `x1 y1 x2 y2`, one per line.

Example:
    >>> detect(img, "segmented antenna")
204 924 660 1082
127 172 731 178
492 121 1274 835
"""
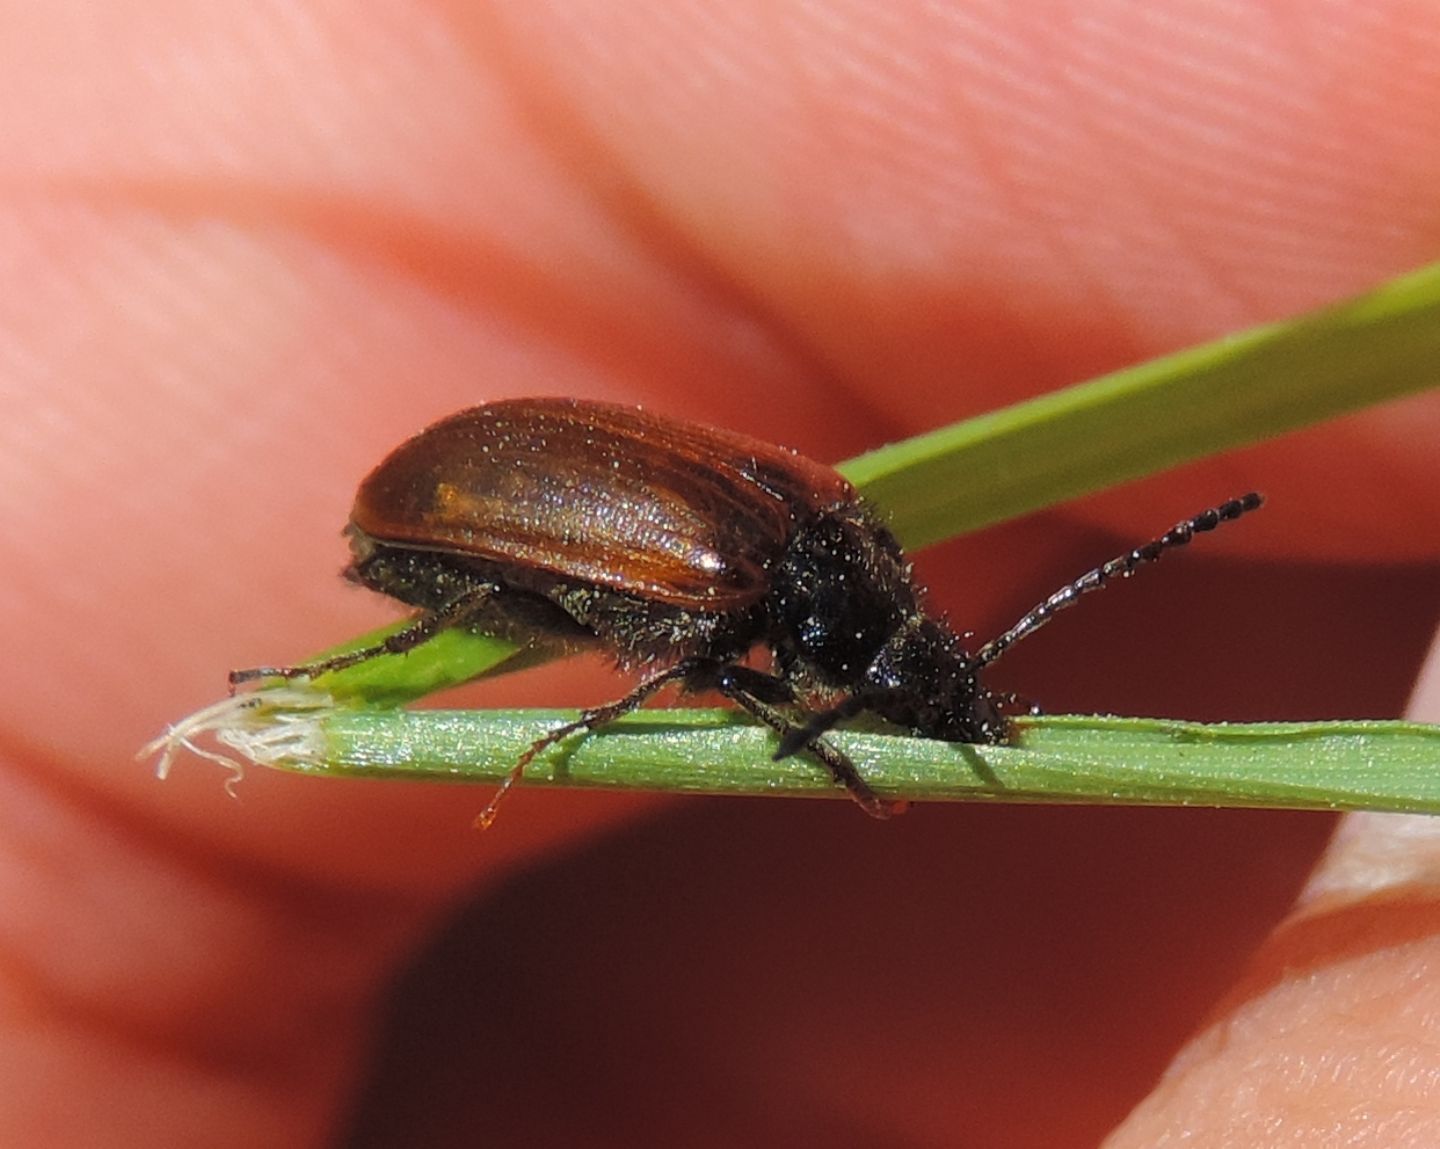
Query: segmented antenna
970 492 1263 670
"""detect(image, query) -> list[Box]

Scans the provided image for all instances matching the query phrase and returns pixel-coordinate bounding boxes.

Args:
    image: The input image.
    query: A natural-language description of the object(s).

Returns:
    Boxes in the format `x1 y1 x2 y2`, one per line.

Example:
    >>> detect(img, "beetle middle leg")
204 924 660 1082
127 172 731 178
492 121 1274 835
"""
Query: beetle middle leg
475 656 718 828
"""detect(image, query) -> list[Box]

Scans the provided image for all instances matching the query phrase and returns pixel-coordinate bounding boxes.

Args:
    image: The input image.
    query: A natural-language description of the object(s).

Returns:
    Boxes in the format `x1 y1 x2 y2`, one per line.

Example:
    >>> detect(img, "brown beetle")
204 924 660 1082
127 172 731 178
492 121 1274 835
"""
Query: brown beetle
233 398 1262 823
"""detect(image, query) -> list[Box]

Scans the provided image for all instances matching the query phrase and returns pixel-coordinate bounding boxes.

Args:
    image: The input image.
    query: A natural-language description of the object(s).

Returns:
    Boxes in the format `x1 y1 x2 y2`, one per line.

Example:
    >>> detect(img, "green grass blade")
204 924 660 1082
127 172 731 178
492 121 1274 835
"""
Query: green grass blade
846 260 1440 547
246 707 1440 814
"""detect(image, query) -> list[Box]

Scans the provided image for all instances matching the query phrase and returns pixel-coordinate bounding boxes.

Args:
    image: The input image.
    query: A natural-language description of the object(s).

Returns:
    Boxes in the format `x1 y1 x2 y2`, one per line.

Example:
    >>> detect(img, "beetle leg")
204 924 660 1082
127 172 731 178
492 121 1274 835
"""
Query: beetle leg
704 667 896 820
475 657 715 829
775 681 1028 759
771 692 879 762
229 586 499 688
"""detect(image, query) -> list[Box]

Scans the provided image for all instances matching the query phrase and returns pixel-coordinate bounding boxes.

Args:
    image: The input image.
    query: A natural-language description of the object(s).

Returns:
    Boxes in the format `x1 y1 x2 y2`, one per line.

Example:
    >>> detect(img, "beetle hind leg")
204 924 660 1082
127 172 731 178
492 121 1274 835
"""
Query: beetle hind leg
229 586 499 689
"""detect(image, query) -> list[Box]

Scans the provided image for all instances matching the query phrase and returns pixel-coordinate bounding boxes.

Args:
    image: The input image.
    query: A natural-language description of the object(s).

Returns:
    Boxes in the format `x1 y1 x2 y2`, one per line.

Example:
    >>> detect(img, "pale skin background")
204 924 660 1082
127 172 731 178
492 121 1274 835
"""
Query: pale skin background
2 2 1440 1146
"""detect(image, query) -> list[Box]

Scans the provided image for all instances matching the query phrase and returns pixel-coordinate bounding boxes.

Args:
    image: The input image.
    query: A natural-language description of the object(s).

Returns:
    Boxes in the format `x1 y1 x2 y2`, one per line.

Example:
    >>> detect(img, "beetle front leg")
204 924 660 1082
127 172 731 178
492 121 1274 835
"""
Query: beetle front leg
701 666 897 820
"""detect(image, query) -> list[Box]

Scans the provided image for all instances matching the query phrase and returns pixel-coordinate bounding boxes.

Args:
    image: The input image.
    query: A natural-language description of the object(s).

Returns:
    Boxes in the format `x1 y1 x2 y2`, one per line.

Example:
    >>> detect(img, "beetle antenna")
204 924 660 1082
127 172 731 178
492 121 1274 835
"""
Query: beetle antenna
970 492 1263 670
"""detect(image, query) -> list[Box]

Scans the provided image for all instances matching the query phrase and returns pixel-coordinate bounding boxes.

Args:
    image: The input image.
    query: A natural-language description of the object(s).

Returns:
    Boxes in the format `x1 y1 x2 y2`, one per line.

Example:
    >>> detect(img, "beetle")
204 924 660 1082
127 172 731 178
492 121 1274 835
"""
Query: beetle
232 397 1262 822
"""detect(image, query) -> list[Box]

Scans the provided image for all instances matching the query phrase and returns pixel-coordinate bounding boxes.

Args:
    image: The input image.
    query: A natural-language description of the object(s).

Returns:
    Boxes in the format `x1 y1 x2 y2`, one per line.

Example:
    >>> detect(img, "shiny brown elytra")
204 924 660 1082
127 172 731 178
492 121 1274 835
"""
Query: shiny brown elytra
232 397 1263 823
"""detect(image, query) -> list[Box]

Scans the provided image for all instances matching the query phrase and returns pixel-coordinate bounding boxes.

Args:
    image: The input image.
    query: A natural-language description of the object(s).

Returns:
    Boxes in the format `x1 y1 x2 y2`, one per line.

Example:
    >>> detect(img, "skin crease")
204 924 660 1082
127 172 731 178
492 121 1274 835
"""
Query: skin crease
1 1 1439 1145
